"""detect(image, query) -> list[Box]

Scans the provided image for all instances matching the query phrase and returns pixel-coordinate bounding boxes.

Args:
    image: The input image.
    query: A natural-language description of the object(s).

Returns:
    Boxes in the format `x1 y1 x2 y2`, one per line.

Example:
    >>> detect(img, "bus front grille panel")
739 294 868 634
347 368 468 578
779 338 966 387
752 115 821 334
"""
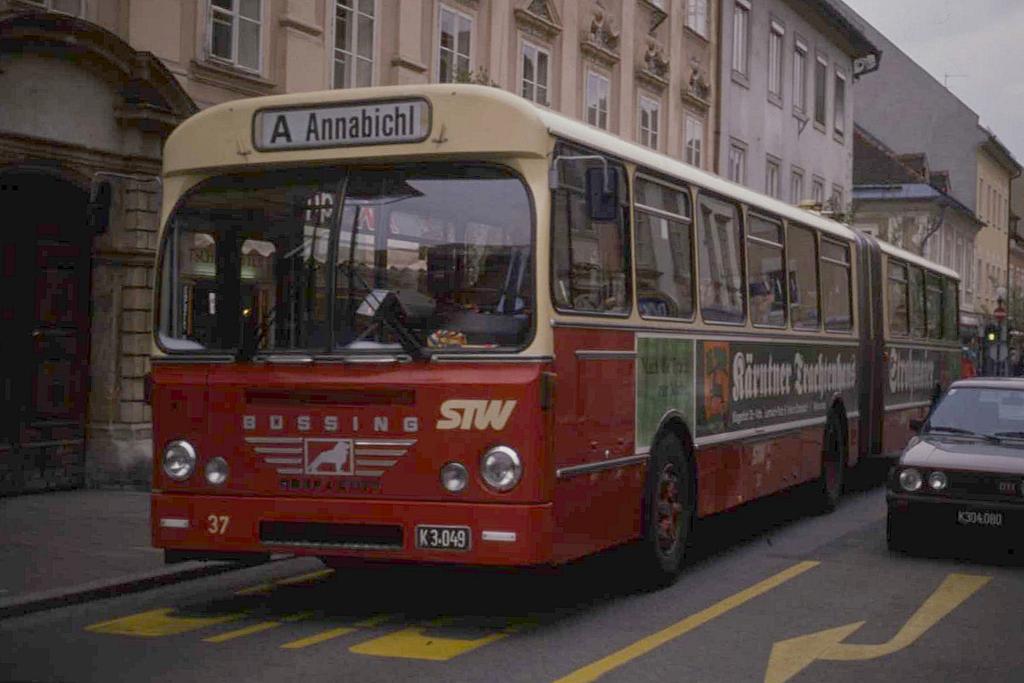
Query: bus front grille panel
259 521 404 550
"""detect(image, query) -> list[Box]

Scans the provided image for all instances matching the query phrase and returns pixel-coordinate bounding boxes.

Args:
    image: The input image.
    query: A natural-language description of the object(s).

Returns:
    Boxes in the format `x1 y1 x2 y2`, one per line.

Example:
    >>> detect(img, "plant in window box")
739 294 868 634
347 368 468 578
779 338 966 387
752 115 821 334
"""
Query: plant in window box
454 66 499 87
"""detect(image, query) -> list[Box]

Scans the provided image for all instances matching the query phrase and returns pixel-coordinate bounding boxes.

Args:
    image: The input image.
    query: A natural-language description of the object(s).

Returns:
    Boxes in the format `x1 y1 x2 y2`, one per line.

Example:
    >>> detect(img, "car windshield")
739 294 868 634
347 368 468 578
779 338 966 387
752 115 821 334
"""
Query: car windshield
926 387 1024 443
156 164 533 355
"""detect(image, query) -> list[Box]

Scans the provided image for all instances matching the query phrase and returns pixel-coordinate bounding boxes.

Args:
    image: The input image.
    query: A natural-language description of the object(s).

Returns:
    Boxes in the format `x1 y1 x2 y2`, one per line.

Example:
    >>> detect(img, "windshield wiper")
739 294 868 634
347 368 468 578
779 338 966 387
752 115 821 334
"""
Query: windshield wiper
990 431 1024 440
926 426 1000 443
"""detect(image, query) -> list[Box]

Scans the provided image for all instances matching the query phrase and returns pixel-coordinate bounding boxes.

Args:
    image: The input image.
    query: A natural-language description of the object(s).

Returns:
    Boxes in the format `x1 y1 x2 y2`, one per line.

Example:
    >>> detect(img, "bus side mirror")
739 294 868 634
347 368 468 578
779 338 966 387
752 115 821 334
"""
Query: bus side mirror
909 418 923 432
87 180 113 235
585 166 619 222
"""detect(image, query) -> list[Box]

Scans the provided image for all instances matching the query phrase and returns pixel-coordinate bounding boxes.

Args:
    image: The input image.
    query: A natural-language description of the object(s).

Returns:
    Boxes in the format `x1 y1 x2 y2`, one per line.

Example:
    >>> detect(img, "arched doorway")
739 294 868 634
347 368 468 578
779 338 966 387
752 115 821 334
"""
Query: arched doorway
1 170 90 490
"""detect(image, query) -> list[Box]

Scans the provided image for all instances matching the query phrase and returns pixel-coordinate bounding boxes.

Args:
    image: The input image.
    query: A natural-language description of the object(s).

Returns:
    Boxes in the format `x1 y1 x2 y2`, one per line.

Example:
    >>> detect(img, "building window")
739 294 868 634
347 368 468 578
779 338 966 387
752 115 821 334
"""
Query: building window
728 142 746 184
521 41 550 105
812 177 824 204
768 21 784 101
25 0 83 14
834 69 847 137
831 185 843 211
814 55 828 128
586 70 610 130
438 5 472 83
732 0 750 79
686 0 708 38
333 0 375 88
685 114 704 167
639 95 660 149
765 157 780 198
793 39 807 115
210 0 262 72
790 167 804 203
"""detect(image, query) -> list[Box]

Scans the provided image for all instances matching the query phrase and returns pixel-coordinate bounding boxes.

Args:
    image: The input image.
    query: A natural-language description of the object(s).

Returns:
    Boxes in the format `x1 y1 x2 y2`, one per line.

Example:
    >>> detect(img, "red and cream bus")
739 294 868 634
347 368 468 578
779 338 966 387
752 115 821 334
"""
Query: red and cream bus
150 84 959 583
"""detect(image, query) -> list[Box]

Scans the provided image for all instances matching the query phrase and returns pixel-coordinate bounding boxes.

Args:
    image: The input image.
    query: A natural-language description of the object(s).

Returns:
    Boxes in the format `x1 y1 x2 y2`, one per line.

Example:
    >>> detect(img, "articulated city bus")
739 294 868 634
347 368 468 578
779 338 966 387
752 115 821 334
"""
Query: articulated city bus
150 84 959 583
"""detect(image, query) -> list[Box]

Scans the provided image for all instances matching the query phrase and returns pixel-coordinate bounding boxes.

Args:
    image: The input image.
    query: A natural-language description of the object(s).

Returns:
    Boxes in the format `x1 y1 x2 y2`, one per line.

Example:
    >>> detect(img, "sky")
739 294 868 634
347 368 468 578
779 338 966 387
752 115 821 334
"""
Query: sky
843 0 1024 164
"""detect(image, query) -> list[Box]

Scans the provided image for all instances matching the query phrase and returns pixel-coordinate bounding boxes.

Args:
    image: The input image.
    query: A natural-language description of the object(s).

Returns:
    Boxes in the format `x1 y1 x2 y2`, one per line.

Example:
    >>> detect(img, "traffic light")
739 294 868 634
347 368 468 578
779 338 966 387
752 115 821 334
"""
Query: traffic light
985 323 999 342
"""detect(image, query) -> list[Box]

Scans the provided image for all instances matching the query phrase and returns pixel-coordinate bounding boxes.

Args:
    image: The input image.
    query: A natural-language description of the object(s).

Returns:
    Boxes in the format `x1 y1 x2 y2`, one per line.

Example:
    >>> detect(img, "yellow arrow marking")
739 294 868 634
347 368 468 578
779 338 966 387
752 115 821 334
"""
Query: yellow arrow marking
235 568 335 596
554 561 820 683
203 611 314 643
764 573 991 683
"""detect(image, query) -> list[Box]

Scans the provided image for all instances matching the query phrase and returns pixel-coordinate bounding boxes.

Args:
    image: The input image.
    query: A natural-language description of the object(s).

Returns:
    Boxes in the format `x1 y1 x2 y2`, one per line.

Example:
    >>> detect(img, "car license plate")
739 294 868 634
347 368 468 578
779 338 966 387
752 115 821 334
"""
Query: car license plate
956 510 1003 527
415 525 471 551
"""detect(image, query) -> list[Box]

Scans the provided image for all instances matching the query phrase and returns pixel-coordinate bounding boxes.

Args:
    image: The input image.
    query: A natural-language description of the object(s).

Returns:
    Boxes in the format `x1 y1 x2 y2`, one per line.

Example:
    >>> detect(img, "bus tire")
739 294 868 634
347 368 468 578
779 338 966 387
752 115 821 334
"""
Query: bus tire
812 411 845 514
638 432 693 586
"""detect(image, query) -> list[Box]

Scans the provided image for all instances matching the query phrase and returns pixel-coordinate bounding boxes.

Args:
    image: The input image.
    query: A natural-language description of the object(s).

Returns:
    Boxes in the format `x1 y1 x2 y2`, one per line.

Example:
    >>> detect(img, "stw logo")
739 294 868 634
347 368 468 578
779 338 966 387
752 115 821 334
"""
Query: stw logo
436 400 517 430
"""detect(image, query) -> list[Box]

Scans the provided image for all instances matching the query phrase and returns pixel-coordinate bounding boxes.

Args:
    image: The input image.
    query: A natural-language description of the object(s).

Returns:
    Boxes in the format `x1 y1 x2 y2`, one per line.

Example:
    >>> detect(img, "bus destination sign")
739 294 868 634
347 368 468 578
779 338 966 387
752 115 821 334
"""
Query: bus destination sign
254 98 430 151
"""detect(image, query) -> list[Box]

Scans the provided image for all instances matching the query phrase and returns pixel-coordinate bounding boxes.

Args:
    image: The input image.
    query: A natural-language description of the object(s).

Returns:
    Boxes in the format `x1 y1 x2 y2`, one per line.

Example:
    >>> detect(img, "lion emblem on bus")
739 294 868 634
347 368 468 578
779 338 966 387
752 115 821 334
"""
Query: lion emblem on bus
305 439 354 475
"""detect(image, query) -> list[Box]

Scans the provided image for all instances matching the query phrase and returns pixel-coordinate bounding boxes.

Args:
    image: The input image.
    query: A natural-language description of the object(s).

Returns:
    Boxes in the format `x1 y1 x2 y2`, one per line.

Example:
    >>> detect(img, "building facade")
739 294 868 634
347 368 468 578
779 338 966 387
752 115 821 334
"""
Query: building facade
843 2 1022 337
0 0 724 492
0 3 195 493
714 0 877 207
851 126 982 327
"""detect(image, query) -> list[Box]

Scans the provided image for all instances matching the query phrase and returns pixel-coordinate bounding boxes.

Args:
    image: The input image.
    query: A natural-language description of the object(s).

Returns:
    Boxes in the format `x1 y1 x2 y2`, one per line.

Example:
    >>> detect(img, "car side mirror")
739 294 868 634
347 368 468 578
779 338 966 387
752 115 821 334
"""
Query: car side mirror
909 418 923 432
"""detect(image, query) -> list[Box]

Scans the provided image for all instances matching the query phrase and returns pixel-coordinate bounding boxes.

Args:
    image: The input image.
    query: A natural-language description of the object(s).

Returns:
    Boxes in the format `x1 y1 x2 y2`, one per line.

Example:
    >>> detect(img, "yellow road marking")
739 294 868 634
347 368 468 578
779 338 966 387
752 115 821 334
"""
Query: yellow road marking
203 611 314 643
764 572 991 683
354 613 391 628
204 621 282 643
235 568 335 596
349 616 509 661
87 608 245 637
281 626 356 649
553 560 821 683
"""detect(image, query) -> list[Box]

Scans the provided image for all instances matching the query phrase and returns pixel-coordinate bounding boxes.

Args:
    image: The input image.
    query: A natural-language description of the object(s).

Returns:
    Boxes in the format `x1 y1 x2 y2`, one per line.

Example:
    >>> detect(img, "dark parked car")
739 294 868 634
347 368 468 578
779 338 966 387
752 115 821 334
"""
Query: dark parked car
887 377 1024 553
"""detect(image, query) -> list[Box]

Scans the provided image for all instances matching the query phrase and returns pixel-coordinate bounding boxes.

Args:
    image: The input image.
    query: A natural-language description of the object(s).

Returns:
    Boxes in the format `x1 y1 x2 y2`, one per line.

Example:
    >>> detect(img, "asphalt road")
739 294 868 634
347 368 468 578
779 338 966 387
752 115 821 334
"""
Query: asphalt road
3 481 1022 683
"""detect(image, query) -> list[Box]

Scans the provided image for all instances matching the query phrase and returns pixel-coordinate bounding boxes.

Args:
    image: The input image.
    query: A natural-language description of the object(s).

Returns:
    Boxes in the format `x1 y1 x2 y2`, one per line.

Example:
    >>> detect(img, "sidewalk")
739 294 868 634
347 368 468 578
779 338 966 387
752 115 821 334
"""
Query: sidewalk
0 489 253 619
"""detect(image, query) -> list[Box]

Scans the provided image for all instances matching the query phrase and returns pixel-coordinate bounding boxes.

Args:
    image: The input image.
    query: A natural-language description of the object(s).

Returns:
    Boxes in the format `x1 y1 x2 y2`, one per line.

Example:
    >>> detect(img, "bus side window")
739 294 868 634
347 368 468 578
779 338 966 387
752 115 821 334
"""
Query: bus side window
551 149 631 314
909 265 925 338
925 271 943 339
821 238 852 331
943 277 959 341
697 193 745 323
747 213 787 328
635 175 694 319
787 223 819 329
887 259 909 336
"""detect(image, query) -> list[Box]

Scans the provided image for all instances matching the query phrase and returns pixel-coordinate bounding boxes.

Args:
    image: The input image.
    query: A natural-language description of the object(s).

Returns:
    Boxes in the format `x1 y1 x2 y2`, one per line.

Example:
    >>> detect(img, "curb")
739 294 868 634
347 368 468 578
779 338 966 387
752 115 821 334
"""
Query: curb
0 557 291 620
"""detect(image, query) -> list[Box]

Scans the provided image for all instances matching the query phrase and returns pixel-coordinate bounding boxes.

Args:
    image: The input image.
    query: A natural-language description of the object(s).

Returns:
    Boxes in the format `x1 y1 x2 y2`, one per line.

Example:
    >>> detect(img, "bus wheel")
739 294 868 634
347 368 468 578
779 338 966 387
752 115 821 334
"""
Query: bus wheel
639 433 693 586
812 412 845 513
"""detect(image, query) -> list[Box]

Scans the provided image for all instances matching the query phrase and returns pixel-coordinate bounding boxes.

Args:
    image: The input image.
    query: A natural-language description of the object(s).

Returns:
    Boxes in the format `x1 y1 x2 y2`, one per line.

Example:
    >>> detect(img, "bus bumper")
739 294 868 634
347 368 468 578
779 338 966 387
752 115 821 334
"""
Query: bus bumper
152 493 555 567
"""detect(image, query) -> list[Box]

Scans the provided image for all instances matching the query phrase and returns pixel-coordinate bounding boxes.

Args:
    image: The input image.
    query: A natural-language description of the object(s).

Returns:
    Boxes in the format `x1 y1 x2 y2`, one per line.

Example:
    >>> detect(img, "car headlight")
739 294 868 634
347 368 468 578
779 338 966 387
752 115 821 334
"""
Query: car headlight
163 440 197 481
440 462 468 493
480 446 522 492
927 471 947 491
898 468 922 492
205 457 229 485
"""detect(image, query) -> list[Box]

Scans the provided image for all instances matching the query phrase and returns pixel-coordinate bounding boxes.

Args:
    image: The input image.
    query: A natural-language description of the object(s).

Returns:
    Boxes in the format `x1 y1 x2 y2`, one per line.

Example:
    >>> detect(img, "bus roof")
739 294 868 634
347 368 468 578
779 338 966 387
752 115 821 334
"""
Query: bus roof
167 83 874 247
874 238 960 281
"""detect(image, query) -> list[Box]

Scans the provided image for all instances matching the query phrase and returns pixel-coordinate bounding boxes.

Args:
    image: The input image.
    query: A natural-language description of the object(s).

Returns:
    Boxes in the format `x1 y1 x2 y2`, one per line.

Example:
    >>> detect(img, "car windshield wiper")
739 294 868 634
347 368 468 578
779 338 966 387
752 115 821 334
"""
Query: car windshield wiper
926 426 1000 442
989 431 1024 440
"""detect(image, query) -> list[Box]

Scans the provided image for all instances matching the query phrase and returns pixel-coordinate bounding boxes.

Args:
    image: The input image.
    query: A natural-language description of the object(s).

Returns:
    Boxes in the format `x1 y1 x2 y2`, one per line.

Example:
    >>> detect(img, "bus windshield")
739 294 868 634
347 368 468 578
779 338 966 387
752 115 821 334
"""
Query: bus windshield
157 164 533 355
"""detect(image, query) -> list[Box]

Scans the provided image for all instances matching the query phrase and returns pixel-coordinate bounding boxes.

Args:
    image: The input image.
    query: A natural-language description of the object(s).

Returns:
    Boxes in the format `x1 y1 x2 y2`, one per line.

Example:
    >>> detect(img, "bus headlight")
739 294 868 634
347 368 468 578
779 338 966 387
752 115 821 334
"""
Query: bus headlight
898 468 922 492
205 457 229 485
163 440 197 481
927 471 947 491
440 462 468 493
480 446 522 492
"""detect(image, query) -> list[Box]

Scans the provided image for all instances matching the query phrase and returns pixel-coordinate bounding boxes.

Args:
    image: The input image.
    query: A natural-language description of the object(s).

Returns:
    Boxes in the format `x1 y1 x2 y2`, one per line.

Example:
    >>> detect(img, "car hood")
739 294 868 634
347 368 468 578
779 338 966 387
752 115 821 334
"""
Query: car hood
900 436 1024 474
